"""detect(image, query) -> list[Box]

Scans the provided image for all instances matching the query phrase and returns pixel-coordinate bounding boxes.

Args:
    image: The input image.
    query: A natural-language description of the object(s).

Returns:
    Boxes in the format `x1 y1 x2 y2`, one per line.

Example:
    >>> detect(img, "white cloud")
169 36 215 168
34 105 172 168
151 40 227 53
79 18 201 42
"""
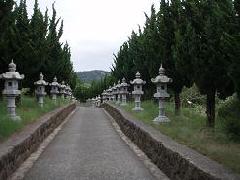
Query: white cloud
22 0 160 71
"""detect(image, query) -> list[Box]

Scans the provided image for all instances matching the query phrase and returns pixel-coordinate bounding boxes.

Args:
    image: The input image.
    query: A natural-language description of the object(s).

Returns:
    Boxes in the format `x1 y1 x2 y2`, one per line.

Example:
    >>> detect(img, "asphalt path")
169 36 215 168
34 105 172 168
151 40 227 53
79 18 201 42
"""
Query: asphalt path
24 107 157 180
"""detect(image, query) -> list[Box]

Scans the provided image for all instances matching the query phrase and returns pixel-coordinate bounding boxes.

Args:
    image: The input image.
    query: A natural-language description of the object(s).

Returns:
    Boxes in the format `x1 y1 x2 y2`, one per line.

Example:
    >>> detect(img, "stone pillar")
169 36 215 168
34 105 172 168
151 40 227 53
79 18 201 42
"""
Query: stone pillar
117 94 121 105
112 83 117 102
52 94 57 102
121 94 127 106
133 95 142 111
7 96 17 118
115 80 121 105
38 96 44 108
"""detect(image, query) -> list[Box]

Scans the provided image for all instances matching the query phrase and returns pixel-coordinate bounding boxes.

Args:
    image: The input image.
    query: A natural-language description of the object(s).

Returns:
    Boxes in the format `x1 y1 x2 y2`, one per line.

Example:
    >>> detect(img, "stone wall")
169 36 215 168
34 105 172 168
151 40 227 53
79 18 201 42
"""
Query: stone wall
0 103 76 179
102 103 240 180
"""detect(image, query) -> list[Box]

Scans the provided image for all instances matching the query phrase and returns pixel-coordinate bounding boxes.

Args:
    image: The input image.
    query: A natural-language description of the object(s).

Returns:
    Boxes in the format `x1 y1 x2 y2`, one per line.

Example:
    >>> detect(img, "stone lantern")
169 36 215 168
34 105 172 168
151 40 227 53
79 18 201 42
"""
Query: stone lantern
86 98 91 105
108 86 113 101
101 90 107 103
119 77 129 106
111 83 117 102
91 97 96 107
96 95 101 107
59 81 66 99
67 86 72 98
49 76 59 103
34 73 48 107
130 72 146 111
116 80 121 105
151 65 172 123
105 87 110 101
69 87 73 99
0 60 24 120
65 84 71 99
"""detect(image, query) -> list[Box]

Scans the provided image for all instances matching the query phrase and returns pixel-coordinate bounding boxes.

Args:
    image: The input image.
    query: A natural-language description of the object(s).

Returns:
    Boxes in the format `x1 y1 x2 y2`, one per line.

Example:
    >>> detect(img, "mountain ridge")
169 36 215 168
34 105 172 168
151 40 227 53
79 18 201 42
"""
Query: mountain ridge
76 70 110 82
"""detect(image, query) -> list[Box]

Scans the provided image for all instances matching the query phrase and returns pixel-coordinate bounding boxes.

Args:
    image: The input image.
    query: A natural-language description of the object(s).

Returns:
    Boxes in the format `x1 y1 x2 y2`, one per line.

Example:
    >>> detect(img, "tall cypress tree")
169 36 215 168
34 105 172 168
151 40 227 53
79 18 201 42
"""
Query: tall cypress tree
224 0 240 98
180 0 235 127
157 0 189 114
0 0 16 73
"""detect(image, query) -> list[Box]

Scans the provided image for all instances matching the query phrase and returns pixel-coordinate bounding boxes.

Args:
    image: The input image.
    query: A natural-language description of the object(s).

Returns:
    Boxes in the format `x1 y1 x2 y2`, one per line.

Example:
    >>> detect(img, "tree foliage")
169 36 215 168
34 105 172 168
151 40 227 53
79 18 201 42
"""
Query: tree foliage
0 0 76 93
110 0 239 127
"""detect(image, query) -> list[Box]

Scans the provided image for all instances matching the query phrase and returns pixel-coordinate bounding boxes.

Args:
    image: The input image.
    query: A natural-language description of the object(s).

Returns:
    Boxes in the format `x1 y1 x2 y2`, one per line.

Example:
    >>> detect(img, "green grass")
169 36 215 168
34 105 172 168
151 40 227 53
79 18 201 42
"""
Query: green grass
123 100 240 174
0 96 69 142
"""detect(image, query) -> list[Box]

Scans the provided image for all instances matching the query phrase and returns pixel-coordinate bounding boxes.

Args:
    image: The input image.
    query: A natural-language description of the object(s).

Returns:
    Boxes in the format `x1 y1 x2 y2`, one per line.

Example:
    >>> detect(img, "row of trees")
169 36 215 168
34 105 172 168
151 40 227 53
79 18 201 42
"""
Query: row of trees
88 0 239 128
0 0 77 92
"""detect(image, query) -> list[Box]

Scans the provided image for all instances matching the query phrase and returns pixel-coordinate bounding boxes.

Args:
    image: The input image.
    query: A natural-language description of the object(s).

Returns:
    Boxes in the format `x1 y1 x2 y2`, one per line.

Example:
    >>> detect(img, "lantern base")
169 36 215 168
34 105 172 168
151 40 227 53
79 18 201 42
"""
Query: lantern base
132 107 144 111
10 115 21 121
153 115 170 123
120 102 127 106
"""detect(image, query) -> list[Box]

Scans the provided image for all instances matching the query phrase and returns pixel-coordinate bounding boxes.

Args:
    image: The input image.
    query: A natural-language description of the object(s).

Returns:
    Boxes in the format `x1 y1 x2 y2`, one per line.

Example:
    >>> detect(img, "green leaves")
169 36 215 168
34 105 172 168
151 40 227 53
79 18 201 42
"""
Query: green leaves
0 0 76 94
110 0 239 127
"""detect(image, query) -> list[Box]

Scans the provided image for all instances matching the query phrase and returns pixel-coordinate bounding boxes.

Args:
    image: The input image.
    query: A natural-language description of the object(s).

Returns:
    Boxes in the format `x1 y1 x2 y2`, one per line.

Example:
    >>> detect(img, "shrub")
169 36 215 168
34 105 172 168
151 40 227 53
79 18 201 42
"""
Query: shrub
180 84 206 107
218 94 240 141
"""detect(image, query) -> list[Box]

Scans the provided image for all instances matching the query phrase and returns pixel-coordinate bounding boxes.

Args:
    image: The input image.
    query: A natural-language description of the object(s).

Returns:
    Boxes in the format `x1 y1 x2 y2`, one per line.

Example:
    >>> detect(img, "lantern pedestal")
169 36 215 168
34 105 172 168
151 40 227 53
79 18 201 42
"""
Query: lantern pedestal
132 95 143 111
120 94 127 106
52 94 57 103
112 96 116 102
6 95 21 120
132 107 143 111
116 94 121 105
153 98 170 123
153 116 170 123
38 96 44 108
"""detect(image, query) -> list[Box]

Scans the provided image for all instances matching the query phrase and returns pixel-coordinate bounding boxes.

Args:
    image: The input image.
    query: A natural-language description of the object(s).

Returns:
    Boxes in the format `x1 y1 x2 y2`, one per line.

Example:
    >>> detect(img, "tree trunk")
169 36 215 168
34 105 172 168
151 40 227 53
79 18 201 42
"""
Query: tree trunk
174 92 181 115
206 90 216 128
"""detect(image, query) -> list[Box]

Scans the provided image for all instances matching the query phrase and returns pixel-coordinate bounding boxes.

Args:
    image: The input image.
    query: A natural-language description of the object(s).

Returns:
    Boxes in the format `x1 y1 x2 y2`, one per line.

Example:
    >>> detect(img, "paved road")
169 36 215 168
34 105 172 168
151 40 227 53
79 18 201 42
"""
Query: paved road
24 107 156 180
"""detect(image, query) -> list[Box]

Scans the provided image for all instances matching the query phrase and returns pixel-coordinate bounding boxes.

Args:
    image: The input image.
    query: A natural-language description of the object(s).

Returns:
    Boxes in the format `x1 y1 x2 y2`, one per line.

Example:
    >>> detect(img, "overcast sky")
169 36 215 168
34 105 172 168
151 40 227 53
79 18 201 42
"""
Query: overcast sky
23 0 160 72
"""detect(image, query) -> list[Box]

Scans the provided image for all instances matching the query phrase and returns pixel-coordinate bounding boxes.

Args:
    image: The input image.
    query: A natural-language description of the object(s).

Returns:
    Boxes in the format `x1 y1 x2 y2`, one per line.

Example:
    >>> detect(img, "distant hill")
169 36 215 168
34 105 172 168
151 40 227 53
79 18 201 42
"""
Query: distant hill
76 70 110 82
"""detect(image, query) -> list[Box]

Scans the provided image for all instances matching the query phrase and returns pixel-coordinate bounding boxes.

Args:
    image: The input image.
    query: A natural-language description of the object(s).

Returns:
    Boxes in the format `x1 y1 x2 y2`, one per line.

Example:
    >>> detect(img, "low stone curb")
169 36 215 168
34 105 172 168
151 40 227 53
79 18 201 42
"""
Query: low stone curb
102 103 240 180
0 103 76 180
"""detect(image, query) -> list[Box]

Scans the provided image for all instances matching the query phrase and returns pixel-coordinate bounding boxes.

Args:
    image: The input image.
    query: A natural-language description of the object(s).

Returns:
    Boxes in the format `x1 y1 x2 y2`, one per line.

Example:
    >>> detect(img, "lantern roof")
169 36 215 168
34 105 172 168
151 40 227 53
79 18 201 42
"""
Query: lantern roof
65 84 71 91
49 76 60 87
0 60 24 80
120 77 129 87
130 72 146 85
102 90 107 96
34 72 48 86
107 86 113 93
151 65 172 84
112 83 117 90
60 81 66 89
115 80 121 89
